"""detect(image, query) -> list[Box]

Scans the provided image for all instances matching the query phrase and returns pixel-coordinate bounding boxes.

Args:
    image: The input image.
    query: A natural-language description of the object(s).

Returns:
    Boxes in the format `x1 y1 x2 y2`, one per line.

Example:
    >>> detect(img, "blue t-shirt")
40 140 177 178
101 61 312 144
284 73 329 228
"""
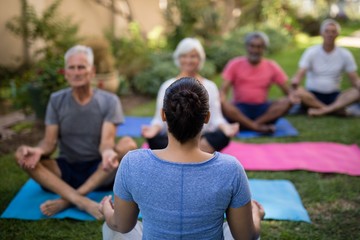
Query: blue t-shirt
114 149 251 239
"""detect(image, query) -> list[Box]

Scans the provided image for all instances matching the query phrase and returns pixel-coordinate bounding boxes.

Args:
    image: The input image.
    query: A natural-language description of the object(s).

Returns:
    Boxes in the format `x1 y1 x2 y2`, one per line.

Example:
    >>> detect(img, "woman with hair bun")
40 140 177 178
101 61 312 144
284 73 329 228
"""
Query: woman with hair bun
142 37 239 153
100 77 264 239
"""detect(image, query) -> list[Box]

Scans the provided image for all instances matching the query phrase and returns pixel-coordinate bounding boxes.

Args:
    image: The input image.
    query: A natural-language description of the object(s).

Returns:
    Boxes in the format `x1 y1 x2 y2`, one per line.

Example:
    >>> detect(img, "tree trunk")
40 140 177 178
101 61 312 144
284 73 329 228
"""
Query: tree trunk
21 0 31 69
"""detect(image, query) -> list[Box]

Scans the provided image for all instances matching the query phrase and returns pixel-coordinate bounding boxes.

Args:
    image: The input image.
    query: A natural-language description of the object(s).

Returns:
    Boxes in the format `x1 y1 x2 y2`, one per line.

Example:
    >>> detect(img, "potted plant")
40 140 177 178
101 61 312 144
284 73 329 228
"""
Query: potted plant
84 38 120 93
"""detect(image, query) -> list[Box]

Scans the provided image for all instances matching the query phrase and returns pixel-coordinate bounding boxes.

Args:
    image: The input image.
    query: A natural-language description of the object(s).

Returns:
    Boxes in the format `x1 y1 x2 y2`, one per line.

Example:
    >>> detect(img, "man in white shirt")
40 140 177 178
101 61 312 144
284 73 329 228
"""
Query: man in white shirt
291 19 360 116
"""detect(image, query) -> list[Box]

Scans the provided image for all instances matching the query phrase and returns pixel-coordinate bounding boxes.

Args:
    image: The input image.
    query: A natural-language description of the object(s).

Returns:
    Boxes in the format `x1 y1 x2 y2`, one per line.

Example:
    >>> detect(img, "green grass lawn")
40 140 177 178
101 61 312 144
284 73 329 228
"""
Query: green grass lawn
1 32 360 239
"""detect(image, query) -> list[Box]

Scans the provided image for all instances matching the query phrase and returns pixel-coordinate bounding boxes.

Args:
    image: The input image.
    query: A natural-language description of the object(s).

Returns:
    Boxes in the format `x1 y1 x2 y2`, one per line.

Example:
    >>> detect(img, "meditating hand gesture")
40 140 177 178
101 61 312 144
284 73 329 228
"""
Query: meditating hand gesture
15 145 43 169
101 148 119 171
141 125 161 139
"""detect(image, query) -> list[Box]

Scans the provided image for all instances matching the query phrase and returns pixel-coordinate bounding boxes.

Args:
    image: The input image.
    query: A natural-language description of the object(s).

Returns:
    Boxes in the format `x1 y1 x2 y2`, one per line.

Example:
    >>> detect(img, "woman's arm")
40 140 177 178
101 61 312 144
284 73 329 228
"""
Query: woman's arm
226 200 265 240
101 195 140 233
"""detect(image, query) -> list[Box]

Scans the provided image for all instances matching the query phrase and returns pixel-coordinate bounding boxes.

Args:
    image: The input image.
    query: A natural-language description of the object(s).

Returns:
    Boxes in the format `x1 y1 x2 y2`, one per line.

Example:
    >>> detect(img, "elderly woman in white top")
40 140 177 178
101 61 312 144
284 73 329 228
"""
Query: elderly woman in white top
142 38 239 153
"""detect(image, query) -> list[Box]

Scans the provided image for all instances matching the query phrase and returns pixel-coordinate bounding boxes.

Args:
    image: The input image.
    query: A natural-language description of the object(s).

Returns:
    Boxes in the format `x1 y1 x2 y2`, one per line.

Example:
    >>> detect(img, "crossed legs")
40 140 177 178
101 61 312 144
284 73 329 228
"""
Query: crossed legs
308 88 360 116
28 160 108 219
22 137 137 219
221 98 292 133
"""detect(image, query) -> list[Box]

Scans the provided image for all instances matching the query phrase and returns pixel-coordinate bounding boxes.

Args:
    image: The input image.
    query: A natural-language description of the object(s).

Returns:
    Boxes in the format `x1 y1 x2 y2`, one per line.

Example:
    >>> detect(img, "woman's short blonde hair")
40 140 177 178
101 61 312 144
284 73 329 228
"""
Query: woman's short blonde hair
173 38 206 70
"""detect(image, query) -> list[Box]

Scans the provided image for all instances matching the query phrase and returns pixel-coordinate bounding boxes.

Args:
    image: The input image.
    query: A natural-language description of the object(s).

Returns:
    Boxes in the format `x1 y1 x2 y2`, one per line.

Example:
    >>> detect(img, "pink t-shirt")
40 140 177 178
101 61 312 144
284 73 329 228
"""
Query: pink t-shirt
222 57 288 104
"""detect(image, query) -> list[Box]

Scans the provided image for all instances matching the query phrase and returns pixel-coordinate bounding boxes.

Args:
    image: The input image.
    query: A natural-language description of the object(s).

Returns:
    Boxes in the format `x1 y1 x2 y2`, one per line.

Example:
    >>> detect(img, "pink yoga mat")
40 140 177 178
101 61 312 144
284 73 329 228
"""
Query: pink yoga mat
221 142 360 176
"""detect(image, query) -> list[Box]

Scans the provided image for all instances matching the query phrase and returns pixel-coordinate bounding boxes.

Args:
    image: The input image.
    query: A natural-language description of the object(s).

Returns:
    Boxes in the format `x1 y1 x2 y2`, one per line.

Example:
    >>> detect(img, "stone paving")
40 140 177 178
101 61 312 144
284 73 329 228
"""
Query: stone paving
0 111 27 140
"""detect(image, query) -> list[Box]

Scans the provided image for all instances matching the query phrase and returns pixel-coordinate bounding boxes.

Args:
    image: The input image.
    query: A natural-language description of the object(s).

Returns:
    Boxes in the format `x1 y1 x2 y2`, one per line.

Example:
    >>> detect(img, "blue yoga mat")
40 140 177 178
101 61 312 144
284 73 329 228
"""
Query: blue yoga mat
236 118 298 138
117 116 152 137
1 179 310 222
117 116 298 138
250 179 310 222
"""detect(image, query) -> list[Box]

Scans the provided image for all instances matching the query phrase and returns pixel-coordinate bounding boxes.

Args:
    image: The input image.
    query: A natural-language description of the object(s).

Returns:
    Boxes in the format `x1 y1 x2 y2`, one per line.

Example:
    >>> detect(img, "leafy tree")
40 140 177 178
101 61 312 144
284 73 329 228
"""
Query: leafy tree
6 0 79 118
234 0 298 30
163 0 238 49
6 0 80 67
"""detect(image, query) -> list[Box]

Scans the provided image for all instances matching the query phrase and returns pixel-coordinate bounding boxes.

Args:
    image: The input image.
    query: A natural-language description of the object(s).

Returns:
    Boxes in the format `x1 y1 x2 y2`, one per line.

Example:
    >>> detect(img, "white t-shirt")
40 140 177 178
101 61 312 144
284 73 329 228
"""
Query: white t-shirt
299 45 357 93
151 78 227 133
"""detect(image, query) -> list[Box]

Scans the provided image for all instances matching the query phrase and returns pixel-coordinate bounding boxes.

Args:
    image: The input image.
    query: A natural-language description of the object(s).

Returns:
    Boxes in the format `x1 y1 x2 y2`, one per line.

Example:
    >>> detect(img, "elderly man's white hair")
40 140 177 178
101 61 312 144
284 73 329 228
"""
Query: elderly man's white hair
320 19 341 34
245 31 270 48
173 38 206 70
64 45 94 66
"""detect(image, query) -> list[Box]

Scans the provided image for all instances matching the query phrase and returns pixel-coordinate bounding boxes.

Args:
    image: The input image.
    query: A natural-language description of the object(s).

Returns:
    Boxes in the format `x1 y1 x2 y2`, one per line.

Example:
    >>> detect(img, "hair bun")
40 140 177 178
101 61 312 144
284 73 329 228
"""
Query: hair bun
171 90 201 117
163 77 209 143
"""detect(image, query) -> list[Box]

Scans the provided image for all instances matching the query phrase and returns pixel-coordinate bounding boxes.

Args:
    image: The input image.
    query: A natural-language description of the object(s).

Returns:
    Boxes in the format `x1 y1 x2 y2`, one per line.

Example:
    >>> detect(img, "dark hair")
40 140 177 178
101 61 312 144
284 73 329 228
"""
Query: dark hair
163 77 209 144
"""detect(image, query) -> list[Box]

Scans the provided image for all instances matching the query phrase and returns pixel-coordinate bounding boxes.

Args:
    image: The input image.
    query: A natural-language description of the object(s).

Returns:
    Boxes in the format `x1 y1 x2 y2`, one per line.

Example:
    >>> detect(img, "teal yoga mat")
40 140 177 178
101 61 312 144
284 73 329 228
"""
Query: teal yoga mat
2 179 310 222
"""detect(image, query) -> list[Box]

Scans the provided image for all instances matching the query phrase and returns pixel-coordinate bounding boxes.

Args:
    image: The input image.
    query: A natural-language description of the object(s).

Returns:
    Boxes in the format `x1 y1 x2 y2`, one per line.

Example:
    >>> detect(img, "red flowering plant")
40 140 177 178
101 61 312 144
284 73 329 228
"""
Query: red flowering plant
15 58 68 119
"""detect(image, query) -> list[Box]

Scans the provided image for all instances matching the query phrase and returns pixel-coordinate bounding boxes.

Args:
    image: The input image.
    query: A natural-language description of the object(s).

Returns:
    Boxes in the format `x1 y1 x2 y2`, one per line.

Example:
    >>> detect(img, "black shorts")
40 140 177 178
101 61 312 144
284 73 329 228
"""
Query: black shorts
147 129 230 152
41 157 113 192
202 129 230 152
310 90 340 105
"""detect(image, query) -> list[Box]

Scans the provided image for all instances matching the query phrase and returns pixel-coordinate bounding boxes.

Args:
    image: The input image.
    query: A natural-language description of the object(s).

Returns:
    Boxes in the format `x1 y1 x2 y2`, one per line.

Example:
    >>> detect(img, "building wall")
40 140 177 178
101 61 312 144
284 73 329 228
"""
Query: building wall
56 0 126 38
0 0 164 68
0 0 22 67
128 0 164 36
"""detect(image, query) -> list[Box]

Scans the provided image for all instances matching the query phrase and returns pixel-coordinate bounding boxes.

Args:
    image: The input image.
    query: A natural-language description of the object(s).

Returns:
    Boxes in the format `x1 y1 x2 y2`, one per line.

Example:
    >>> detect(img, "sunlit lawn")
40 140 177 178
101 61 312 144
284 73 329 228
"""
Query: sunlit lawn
1 31 360 239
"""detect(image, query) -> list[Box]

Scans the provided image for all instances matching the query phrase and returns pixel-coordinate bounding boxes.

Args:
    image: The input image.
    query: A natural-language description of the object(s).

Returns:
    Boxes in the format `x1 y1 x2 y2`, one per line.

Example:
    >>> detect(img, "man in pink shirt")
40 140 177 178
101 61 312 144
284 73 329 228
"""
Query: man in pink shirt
220 32 295 133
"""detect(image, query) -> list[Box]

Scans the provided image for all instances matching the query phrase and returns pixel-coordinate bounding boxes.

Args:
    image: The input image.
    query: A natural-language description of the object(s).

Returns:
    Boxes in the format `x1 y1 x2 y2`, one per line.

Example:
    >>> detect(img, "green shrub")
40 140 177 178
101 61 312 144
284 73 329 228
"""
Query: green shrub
296 15 322 36
132 52 177 96
262 26 292 54
6 0 79 65
205 34 245 72
0 66 18 101
163 0 225 50
5 0 79 118
199 60 217 80
108 22 152 81
14 58 67 118
132 51 217 96
206 25 291 71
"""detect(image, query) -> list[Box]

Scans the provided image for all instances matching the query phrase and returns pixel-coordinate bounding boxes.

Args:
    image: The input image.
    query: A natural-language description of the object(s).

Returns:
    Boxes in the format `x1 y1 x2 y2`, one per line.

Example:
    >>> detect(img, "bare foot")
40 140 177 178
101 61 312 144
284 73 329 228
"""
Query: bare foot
308 107 327 116
78 197 104 220
309 107 348 117
222 123 240 137
40 198 70 216
255 124 275 134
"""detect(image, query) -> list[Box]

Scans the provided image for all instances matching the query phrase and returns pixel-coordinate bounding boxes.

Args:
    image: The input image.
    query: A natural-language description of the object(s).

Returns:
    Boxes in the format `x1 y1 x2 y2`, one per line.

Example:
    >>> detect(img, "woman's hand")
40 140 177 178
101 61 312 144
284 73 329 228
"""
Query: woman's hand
99 195 114 218
141 125 161 139
251 200 265 220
